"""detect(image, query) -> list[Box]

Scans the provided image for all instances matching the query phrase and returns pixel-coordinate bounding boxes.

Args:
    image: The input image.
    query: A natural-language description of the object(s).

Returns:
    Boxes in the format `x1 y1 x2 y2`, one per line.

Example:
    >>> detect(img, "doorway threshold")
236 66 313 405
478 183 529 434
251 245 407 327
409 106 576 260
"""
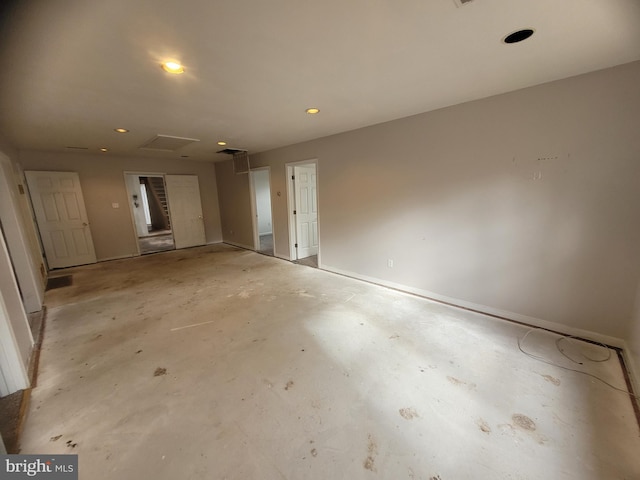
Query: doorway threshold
294 255 318 268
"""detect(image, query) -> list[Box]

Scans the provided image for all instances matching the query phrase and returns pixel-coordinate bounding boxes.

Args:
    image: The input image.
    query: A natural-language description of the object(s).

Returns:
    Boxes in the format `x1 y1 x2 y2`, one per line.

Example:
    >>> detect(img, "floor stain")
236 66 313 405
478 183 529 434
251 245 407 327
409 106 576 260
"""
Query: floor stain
399 407 419 420
512 414 536 431
476 418 491 433
66 440 77 448
50 435 62 442
285 380 294 391
363 434 378 472
502 414 548 445
429 476 442 480
447 376 476 390
154 367 167 377
541 374 561 386
310 448 318 457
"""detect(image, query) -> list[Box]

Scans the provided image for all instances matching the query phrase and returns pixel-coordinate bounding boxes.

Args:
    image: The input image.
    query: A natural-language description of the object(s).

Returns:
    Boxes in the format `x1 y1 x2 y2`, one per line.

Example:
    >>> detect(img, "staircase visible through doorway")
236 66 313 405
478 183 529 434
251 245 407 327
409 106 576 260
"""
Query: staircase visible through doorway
146 177 171 230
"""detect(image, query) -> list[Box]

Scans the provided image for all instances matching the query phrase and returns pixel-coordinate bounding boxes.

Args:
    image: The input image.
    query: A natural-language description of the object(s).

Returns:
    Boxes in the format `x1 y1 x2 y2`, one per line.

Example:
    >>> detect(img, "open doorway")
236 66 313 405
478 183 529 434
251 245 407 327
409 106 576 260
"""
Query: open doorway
250 168 274 256
287 160 319 268
124 174 175 255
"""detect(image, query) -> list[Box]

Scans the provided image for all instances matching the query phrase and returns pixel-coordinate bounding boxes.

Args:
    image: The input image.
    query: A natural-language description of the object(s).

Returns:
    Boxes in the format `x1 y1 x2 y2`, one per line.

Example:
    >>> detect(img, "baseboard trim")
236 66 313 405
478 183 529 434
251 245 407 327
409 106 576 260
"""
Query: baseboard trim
321 264 624 349
622 342 640 394
97 254 137 262
222 241 256 251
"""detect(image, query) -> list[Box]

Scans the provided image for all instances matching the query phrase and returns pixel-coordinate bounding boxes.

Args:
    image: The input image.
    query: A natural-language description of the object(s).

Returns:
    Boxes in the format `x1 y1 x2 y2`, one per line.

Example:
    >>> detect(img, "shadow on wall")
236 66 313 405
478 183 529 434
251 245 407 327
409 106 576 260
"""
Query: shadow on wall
319 147 637 335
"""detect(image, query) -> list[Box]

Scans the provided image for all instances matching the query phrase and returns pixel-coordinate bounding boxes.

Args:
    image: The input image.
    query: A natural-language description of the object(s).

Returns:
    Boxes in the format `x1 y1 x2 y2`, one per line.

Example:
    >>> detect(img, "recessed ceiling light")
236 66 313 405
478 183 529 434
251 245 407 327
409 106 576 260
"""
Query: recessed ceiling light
114 128 129 133
162 61 184 74
217 141 227 146
503 29 535 44
100 148 108 152
306 107 320 114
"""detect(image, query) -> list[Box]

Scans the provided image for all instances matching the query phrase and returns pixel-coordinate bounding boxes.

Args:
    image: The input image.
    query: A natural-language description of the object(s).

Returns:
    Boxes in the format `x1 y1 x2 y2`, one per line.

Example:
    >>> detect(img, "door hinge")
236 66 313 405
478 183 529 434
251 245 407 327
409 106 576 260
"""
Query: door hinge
293 210 296 215
295 243 298 248
291 175 295 180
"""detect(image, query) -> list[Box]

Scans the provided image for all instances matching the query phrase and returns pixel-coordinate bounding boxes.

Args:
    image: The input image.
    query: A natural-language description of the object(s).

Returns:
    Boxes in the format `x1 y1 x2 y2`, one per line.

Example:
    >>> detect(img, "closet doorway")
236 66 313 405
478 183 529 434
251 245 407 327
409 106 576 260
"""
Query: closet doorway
124 173 175 254
249 168 274 256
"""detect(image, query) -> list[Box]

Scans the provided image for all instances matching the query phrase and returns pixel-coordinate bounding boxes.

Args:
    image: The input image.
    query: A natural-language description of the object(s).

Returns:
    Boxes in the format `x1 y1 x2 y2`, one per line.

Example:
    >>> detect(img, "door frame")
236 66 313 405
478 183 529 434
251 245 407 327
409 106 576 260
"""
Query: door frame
123 171 169 257
0 229 31 396
0 154 44 313
249 167 275 253
286 158 320 263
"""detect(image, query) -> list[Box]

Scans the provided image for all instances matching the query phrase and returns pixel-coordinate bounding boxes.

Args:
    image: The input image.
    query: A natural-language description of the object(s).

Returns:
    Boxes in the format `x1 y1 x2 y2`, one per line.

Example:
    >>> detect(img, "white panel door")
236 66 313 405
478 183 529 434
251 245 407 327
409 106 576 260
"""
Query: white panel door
25 171 97 269
165 175 206 249
294 165 318 259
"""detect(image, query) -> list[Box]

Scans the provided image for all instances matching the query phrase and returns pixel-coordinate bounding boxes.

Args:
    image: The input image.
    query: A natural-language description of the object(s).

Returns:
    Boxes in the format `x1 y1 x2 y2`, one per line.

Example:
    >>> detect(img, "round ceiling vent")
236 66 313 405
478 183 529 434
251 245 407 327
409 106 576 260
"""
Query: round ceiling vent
503 29 535 44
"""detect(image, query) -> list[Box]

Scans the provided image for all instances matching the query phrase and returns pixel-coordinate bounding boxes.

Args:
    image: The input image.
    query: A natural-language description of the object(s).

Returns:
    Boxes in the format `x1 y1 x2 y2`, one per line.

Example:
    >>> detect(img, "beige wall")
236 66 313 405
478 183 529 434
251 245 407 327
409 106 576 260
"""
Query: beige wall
246 60 640 341
215 160 254 249
19 151 223 261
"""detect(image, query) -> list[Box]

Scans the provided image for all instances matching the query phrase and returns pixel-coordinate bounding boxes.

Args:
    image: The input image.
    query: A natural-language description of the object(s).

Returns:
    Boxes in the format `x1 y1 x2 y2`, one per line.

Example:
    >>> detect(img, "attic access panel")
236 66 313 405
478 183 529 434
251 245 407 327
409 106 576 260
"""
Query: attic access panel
139 135 200 152
217 148 250 174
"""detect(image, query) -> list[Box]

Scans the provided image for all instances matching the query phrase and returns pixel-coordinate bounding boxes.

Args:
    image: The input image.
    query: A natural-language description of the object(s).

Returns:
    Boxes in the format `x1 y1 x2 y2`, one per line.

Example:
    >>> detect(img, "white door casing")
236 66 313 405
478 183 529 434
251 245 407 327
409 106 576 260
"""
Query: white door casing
25 171 97 269
165 175 206 249
293 164 318 259
249 168 274 252
0 230 31 396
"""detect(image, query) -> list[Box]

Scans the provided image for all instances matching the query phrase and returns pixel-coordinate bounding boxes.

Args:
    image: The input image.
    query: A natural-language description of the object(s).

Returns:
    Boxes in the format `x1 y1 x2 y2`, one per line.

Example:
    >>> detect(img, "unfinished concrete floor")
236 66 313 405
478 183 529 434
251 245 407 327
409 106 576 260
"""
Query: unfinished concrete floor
20 244 640 479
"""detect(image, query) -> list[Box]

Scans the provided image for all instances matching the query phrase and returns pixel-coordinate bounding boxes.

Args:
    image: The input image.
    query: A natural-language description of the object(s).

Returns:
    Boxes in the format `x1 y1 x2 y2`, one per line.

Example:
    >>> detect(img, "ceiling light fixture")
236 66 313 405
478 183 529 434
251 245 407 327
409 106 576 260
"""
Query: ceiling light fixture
217 141 227 146
306 107 320 114
100 148 108 152
114 128 129 133
161 61 184 74
503 29 535 44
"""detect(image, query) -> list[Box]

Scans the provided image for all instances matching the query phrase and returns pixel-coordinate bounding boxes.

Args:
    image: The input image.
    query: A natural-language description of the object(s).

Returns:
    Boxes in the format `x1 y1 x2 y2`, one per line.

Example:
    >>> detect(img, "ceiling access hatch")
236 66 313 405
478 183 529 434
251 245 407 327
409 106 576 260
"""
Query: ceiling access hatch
139 135 200 152
217 148 249 174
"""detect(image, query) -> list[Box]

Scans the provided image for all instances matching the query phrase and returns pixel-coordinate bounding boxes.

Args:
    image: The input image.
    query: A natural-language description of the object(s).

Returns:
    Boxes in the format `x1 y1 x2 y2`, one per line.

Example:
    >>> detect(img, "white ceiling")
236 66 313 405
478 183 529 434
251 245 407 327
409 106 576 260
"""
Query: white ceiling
1 0 639 162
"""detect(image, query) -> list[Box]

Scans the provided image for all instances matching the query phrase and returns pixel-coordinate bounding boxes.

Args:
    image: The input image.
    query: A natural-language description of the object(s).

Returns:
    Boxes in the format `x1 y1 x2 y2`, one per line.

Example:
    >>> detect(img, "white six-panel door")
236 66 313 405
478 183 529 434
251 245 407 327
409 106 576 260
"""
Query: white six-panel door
165 175 206 249
25 171 97 269
294 164 318 259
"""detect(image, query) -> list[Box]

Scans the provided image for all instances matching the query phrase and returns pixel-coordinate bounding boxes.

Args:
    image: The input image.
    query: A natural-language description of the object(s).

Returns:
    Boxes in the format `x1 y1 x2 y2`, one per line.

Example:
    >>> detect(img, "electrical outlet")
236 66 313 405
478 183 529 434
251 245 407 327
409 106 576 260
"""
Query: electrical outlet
387 259 394 268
